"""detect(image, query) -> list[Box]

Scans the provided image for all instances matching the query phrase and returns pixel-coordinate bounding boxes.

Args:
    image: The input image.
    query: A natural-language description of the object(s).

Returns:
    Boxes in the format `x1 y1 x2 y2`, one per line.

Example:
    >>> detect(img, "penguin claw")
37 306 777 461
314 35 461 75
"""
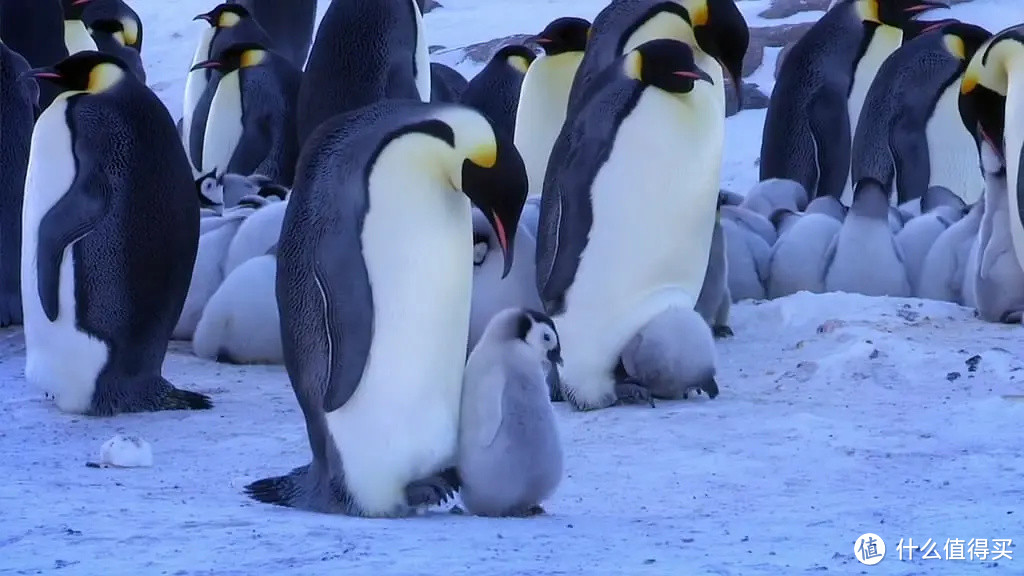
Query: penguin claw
712 325 734 339
614 381 655 407
404 474 456 508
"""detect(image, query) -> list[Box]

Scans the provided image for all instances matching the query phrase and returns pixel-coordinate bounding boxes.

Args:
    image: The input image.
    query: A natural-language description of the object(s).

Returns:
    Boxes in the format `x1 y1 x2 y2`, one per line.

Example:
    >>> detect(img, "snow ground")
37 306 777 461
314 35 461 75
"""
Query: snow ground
2 0 1023 574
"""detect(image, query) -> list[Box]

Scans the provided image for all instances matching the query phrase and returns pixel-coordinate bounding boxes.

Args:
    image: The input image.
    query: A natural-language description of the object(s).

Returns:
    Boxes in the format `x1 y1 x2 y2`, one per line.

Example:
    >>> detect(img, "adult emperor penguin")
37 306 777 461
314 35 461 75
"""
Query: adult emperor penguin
460 44 536 138
0 0 66 108
296 0 430 145
515 17 591 198
760 0 949 201
81 0 142 53
183 3 270 175
21 52 207 415
230 0 317 68
536 39 722 410
87 18 145 82
565 0 748 121
0 43 36 327
192 41 302 186
61 0 99 55
244 99 527 516
959 24 1024 278
851 21 991 205
430 63 469 103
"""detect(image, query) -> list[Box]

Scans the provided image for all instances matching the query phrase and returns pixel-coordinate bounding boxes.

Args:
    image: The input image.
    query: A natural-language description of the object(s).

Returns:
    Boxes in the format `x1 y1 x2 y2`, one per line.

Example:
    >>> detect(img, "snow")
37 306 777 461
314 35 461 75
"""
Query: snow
2 0 1022 574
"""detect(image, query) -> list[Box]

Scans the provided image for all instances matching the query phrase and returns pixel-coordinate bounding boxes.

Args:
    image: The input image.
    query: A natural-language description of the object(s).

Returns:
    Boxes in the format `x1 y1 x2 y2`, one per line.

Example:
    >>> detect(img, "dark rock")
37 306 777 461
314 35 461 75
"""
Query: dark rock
417 0 442 14
725 81 770 117
758 0 831 20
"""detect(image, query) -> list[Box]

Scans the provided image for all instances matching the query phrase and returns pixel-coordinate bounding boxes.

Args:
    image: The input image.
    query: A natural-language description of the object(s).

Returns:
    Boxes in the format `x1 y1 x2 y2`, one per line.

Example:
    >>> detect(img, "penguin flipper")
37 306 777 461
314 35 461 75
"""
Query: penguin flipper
37 167 111 322
890 115 931 205
189 75 220 172
229 113 274 180
820 233 840 286
808 91 851 199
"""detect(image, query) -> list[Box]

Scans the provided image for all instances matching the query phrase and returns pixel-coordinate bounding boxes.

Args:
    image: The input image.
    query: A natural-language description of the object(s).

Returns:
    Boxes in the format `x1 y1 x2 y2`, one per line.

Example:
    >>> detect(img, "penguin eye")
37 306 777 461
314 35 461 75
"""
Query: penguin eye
543 333 551 342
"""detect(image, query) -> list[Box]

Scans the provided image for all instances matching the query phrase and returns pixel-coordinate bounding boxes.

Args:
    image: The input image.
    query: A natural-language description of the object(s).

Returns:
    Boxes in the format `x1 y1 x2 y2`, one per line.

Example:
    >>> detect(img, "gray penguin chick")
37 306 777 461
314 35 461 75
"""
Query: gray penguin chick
917 199 983 304
740 178 809 219
895 204 963 293
695 201 732 338
458 308 564 517
767 208 842 299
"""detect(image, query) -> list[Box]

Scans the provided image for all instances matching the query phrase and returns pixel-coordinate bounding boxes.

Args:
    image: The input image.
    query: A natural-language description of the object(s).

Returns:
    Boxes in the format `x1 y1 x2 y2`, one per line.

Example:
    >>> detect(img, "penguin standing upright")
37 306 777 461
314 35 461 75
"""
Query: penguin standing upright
230 0 317 68
0 0 67 108
514 17 590 199
296 0 431 145
87 18 146 81
21 52 207 416
760 0 948 201
244 99 526 516
536 39 723 410
61 0 100 55
851 21 990 205
565 0 749 120
0 43 36 327
81 0 142 53
460 44 536 137
192 41 302 186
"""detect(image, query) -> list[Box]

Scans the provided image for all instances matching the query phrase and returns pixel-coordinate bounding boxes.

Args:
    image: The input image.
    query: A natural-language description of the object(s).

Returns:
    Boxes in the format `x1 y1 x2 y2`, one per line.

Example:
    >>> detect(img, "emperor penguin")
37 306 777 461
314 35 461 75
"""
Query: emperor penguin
0 43 36 327
460 44 536 138
430 63 469 103
0 0 66 108
21 52 207 415
191 41 302 186
87 18 145 82
851 21 991 205
60 0 99 55
565 0 749 121
767 206 843 298
695 197 732 337
959 24 1024 287
244 99 527 517
296 0 430 145
823 179 913 296
81 0 142 53
230 0 317 68
458 308 563 518
917 199 983 303
760 0 949 201
514 17 591 198
183 4 271 175
536 39 723 410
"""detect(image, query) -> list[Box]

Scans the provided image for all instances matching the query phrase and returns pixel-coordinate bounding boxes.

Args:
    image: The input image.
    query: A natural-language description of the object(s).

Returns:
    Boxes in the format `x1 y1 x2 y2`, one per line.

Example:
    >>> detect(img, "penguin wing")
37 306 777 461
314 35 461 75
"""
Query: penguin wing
808 89 852 200
820 233 840 285
37 161 112 322
890 113 930 204
228 111 274 178
471 364 507 448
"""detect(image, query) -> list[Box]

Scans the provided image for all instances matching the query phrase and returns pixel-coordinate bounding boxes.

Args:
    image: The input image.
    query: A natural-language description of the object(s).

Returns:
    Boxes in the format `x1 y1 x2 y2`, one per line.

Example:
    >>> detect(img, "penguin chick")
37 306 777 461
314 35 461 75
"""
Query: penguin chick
895 203 962 292
458 308 563 518
695 201 732 338
824 179 912 297
721 204 777 245
721 217 771 301
805 195 847 221
917 199 983 303
460 44 536 137
767 208 843 298
740 178 809 218
617 306 719 402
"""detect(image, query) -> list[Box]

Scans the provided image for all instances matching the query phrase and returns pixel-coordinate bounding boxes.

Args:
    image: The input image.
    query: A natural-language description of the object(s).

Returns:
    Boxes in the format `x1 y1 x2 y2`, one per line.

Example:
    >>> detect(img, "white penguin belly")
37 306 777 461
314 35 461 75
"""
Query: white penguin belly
202 70 245 178
925 83 984 203
21 96 108 414
1005 64 1024 273
183 28 215 172
410 0 431 101
842 25 904 203
515 53 583 198
64 20 98 54
556 86 724 407
325 148 470 515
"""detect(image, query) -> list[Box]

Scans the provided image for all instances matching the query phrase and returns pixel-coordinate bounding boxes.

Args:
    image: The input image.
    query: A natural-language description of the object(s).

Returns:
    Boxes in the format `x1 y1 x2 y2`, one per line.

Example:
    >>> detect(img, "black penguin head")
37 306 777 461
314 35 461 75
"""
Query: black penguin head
958 26 1023 160
22 50 131 95
516 309 563 367
624 39 714 94
62 0 92 20
873 0 949 27
191 41 270 73
87 19 131 47
532 17 591 56
687 0 749 103
902 18 958 39
494 44 536 75
194 3 250 29
81 0 142 49
943 23 993 63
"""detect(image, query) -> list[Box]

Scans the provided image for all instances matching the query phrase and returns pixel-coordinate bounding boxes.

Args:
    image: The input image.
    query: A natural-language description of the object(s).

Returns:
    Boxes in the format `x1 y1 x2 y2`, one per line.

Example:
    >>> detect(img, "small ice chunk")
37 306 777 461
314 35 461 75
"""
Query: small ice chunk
98 435 153 468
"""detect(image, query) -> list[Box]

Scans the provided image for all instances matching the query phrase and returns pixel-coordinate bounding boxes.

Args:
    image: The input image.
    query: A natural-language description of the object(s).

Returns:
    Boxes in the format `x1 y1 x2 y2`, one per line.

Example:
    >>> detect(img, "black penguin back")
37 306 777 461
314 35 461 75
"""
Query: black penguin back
0 0 68 108
460 46 533 138
231 0 317 68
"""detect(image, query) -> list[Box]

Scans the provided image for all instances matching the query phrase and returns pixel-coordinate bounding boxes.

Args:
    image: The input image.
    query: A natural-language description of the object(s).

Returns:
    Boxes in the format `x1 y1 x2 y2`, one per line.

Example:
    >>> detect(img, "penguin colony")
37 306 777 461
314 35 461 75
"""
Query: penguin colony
0 0 1021 518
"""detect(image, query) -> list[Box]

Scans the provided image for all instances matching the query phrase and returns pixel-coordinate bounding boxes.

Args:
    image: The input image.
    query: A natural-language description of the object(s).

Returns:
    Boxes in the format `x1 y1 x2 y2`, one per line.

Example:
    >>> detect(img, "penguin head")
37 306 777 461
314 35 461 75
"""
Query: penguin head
532 17 591 56
683 0 749 102
191 41 270 73
941 23 993 63
87 19 130 47
80 0 142 49
62 0 92 20
196 171 224 209
22 50 131 95
872 0 949 27
493 44 536 75
517 309 563 367
958 25 1024 160
194 4 251 29
625 39 714 94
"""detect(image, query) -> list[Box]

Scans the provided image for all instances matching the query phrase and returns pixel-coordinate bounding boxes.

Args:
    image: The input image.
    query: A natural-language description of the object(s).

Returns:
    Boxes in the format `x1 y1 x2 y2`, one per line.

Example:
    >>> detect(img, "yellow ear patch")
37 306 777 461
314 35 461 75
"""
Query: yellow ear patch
121 17 139 46
508 55 531 75
855 0 880 24
218 12 241 28
240 49 267 68
944 34 966 60
686 0 709 27
468 143 497 168
960 69 978 94
624 50 643 81
112 30 127 46
87 62 126 93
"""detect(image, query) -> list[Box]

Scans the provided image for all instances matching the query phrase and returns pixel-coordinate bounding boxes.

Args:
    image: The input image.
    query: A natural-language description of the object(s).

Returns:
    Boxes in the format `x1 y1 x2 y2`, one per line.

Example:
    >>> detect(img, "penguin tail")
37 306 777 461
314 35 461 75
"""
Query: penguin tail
244 466 307 508
161 385 214 411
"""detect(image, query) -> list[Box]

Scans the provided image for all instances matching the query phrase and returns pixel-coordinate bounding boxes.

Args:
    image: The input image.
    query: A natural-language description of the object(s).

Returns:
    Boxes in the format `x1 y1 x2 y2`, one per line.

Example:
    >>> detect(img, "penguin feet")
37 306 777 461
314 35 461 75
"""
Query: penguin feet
614 380 656 407
682 377 720 400
998 309 1024 324
89 377 212 416
405 472 458 508
712 325 734 339
509 504 547 518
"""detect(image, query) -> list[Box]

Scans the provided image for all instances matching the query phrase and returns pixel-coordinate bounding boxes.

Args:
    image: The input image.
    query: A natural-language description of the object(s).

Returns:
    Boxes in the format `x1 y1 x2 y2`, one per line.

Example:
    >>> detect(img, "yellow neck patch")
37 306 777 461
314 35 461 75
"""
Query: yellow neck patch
623 50 643 81
468 143 496 168
113 30 127 46
240 49 267 68
682 0 709 27
964 37 1024 96
87 62 125 93
218 12 241 28
121 17 139 46
508 55 531 75
855 0 880 24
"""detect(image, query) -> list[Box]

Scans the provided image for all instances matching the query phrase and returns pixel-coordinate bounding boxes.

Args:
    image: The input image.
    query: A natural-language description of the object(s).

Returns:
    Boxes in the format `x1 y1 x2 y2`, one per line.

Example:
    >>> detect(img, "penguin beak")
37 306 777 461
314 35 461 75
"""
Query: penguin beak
190 60 221 72
694 0 749 105
71 0 92 5
547 347 563 367
531 36 551 44
674 69 714 84
919 19 952 34
193 12 214 23
20 67 62 84
904 1 948 14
